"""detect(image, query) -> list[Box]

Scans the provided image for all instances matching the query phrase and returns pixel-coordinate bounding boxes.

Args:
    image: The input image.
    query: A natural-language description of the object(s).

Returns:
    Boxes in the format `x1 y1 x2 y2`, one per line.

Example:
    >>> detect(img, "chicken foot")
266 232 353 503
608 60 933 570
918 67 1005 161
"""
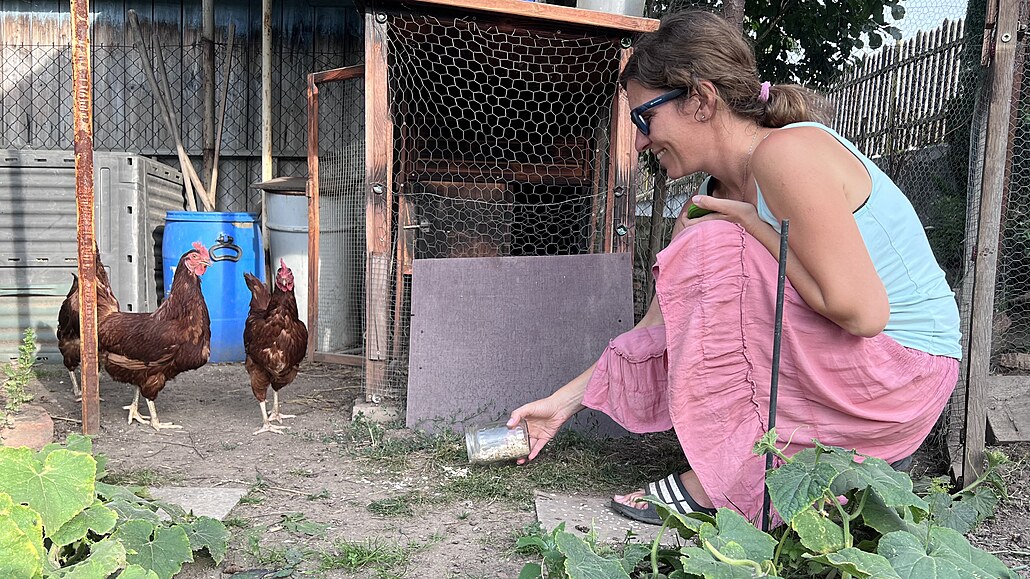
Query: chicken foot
69 370 82 401
268 390 296 423
253 400 288 435
123 388 150 425
144 399 181 430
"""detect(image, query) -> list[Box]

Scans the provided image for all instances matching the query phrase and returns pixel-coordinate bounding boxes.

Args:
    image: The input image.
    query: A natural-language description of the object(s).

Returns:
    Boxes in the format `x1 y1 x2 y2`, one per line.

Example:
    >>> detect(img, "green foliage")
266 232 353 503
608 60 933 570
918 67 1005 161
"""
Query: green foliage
645 0 905 89
2 328 37 423
0 434 230 578
518 437 1018 578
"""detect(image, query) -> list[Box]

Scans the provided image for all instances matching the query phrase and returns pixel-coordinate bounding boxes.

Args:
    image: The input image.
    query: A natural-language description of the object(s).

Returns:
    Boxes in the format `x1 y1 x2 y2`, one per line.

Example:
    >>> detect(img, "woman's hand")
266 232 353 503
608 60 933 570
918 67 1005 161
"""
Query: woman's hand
681 195 763 233
508 395 577 464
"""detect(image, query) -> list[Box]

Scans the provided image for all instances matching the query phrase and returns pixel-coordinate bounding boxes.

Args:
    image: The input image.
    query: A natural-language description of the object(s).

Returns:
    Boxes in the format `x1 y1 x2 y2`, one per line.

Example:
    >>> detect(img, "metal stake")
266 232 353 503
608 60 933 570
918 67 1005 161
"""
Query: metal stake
762 219 789 533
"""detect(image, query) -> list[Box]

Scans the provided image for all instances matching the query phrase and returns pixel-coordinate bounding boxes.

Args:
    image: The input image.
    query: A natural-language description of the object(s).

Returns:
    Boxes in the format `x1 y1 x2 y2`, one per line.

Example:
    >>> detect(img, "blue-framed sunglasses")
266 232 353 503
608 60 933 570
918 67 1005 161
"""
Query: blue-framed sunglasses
630 88 687 136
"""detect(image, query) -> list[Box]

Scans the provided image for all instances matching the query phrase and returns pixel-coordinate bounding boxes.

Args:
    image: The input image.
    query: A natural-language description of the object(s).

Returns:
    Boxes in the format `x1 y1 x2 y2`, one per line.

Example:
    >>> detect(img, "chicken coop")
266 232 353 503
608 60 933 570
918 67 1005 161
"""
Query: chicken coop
307 0 658 428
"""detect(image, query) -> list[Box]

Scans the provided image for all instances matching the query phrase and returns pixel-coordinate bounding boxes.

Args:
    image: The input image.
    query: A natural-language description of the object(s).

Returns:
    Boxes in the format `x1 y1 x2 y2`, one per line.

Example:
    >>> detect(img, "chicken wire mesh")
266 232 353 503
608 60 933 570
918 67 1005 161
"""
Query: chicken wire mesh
314 9 629 401
630 2 985 465
1 19 360 212
995 9 1030 375
312 76 366 358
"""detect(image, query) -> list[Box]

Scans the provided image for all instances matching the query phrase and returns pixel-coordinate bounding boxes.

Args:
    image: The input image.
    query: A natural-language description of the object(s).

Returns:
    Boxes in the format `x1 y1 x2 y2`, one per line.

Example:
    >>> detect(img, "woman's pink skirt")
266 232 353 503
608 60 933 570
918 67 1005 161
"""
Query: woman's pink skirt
583 221 958 521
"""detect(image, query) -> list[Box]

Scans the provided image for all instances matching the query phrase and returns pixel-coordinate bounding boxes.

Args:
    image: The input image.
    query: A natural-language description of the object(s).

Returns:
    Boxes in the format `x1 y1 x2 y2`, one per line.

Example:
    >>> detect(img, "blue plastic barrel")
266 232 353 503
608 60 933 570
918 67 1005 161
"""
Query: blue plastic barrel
162 211 265 363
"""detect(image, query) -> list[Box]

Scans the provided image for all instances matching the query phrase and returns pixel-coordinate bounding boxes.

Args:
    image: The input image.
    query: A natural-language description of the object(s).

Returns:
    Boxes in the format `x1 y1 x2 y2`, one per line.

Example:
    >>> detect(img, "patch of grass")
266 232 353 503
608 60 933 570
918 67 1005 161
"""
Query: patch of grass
102 468 170 487
367 495 416 517
318 535 440 577
223 516 251 529
288 468 316 478
329 415 688 513
220 441 239 451
2 328 37 425
238 493 264 505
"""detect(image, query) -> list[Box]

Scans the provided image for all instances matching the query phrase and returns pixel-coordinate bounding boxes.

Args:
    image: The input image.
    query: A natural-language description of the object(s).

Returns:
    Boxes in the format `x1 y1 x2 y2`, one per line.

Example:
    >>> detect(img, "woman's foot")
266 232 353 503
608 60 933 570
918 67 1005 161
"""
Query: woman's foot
610 471 716 524
614 471 714 510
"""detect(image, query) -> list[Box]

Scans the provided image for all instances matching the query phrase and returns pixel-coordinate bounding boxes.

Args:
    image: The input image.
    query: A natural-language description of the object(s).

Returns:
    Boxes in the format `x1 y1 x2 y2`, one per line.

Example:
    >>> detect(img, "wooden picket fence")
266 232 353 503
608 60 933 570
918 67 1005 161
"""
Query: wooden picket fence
829 19 966 157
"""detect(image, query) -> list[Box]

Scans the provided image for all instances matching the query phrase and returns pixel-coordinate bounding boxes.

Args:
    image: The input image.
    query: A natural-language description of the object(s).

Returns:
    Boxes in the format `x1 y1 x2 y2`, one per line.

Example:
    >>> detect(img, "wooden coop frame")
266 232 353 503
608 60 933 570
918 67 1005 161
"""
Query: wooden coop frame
305 0 659 401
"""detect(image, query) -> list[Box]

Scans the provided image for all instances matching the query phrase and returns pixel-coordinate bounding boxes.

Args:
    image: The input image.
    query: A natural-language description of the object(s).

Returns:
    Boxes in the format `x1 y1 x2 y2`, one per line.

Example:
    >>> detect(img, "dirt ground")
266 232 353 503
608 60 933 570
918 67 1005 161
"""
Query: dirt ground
23 360 1030 578
29 360 539 578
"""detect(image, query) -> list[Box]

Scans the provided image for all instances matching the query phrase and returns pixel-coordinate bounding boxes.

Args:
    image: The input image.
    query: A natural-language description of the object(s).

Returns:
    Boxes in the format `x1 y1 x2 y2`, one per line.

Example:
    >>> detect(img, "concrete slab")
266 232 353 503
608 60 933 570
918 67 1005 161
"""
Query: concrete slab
351 398 402 423
533 491 679 545
148 486 248 521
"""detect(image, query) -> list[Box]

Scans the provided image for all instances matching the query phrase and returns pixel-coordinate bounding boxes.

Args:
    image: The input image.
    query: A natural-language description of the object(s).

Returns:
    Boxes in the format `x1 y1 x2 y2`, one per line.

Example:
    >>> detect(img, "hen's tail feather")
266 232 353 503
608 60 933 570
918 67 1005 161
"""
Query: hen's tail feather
244 272 271 312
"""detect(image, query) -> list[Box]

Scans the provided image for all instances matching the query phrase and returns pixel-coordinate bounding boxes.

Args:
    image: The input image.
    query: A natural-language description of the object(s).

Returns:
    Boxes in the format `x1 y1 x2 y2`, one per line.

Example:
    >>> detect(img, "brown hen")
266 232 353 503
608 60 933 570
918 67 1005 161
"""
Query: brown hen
99 242 211 430
57 247 119 400
243 259 308 435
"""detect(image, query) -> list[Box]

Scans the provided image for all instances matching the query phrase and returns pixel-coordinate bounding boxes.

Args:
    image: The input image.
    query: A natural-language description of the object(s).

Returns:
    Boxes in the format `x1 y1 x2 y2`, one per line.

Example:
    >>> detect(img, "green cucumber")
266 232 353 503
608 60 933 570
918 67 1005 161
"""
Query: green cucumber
686 203 714 219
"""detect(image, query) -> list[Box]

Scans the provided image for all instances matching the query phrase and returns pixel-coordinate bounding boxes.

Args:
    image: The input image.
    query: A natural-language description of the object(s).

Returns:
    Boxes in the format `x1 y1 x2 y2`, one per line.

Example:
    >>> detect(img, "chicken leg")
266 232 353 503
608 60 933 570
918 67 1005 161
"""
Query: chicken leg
144 399 181 430
69 369 82 401
123 388 150 425
253 400 288 435
267 390 296 424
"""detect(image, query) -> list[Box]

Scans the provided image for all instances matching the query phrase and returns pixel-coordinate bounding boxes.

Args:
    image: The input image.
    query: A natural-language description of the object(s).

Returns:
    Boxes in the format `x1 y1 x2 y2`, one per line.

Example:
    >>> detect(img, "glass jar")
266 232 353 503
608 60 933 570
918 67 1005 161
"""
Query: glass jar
465 419 531 464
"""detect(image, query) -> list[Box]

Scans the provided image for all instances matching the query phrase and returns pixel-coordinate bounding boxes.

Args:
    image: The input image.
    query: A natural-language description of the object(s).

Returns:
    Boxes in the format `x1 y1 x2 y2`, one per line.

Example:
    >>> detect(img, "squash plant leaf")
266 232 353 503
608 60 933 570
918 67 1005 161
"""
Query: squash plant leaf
0 491 44 579
0 447 96 533
954 488 1000 526
112 519 193 579
50 500 118 546
926 492 978 534
791 506 845 554
878 528 1019 578
649 497 707 539
823 453 927 512
807 547 901 578
678 545 775 578
182 516 231 564
699 509 778 563
859 492 911 536
49 536 128 579
116 564 161 579
555 530 630 579
105 498 162 525
765 458 837 525
518 562 543 579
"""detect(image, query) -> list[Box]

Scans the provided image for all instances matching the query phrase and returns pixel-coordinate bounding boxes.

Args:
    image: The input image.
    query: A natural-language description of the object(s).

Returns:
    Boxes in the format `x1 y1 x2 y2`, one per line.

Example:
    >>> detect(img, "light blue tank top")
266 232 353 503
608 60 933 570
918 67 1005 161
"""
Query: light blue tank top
748 121 961 359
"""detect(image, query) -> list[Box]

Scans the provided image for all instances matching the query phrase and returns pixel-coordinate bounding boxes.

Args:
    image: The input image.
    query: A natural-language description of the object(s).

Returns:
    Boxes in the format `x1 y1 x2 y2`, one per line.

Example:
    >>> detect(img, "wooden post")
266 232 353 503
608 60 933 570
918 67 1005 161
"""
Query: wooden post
261 0 273 241
202 0 215 193
365 11 394 401
963 0 1023 486
607 45 637 255
70 0 100 434
306 73 321 360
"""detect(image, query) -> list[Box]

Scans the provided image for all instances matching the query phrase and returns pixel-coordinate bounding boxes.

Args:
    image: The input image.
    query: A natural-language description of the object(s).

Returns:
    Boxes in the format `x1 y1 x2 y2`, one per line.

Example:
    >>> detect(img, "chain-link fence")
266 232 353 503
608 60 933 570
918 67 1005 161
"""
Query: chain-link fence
1 10 362 211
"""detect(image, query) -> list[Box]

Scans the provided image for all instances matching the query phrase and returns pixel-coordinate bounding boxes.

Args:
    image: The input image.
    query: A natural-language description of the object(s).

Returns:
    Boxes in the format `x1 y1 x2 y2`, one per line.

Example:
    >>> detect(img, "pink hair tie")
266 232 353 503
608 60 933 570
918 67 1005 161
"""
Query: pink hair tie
759 81 771 103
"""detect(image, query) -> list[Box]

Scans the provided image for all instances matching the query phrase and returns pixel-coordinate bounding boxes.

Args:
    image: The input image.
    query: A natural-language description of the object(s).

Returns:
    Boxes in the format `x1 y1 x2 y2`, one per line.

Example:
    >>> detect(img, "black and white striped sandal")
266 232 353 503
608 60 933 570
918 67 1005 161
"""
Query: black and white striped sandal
609 473 717 525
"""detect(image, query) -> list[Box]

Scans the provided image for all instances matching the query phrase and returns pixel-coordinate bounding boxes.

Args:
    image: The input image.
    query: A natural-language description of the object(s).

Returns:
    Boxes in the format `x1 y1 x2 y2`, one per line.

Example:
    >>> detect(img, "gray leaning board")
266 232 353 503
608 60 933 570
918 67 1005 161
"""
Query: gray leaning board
0 149 185 360
406 253 635 437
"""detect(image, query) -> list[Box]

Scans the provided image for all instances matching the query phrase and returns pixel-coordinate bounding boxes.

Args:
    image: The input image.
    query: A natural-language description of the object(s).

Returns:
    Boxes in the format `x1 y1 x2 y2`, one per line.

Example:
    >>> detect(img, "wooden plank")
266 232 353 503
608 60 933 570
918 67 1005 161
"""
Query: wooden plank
311 351 363 366
387 0 659 34
986 376 1030 443
217 3 248 156
608 46 635 255
181 0 205 153
306 72 320 359
963 0 1023 487
364 11 393 401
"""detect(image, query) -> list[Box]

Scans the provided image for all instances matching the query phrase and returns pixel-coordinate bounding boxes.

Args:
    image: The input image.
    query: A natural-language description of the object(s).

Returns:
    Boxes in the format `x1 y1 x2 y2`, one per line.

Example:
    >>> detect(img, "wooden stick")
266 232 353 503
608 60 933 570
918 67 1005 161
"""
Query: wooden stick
153 36 215 211
127 10 199 212
210 22 236 204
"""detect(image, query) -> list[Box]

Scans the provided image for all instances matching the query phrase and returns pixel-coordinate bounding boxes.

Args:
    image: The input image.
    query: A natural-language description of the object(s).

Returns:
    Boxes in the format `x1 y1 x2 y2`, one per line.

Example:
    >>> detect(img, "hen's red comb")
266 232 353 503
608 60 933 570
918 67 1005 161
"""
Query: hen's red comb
279 258 288 270
192 241 210 260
